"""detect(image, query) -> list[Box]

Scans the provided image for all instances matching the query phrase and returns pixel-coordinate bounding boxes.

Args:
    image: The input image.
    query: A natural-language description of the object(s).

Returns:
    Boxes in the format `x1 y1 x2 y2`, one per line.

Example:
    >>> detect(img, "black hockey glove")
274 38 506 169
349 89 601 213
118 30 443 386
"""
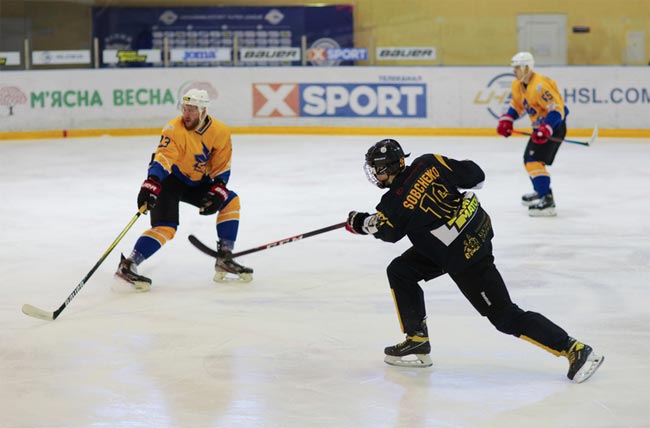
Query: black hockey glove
137 176 162 211
200 181 229 216
346 211 370 235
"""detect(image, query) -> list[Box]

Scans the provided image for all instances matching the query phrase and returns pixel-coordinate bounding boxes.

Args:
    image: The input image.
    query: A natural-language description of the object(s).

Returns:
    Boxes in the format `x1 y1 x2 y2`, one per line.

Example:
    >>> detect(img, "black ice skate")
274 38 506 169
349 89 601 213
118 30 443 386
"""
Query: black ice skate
214 249 253 283
384 322 433 368
528 191 556 217
521 191 542 206
565 338 604 383
114 254 151 292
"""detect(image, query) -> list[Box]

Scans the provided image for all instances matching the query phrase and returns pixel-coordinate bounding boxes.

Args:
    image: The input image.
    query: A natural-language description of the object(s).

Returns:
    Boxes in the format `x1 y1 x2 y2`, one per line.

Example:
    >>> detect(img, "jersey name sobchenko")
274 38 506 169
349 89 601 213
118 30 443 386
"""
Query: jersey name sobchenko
403 166 441 209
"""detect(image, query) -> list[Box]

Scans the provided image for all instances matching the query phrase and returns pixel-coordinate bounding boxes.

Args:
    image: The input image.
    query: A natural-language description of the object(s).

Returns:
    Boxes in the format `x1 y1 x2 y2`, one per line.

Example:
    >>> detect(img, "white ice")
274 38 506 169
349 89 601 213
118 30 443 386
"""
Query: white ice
1 134 648 428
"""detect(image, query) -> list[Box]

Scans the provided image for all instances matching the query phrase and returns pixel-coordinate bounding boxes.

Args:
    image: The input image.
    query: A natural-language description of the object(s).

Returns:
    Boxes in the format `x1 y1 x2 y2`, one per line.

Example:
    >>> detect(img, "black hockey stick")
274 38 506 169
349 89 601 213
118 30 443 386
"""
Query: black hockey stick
22 205 147 321
512 124 597 146
188 222 347 259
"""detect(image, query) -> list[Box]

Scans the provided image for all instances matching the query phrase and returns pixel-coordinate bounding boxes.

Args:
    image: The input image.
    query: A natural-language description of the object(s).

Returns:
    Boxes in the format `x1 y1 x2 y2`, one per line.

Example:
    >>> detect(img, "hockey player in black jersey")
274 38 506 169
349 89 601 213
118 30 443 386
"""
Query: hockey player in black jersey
346 138 603 383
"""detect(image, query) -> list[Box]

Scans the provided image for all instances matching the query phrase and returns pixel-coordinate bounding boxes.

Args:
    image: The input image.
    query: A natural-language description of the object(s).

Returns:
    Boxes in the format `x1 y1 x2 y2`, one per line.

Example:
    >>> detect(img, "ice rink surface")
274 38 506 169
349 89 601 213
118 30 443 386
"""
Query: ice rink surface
1 133 648 428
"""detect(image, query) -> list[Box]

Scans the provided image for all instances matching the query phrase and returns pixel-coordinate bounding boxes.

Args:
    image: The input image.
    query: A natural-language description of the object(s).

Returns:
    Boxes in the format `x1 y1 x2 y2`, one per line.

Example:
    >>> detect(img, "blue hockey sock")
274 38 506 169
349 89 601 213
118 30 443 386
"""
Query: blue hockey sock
531 175 551 196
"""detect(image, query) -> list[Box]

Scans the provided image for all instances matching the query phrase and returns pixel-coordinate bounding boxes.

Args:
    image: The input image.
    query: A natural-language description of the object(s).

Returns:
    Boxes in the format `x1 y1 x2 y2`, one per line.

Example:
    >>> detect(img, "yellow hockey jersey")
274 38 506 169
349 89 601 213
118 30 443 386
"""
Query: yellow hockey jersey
509 72 566 128
149 115 232 186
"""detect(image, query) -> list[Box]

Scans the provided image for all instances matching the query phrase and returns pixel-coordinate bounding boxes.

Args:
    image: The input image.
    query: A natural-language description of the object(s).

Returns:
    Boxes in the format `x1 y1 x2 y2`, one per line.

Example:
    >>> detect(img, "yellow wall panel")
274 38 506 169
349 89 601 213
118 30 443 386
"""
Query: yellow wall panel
1 0 648 65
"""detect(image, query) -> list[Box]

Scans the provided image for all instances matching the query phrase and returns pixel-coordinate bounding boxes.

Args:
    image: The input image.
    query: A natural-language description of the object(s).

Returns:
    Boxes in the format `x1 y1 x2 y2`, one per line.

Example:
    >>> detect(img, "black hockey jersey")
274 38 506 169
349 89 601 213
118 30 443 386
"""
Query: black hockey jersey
372 154 494 273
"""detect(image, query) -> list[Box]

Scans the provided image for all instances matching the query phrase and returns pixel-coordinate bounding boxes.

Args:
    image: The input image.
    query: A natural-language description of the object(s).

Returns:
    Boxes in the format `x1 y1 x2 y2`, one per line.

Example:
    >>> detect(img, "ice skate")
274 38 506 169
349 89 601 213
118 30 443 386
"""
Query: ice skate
566 338 604 383
114 254 151 292
214 249 253 283
528 192 556 217
521 191 541 207
384 322 433 368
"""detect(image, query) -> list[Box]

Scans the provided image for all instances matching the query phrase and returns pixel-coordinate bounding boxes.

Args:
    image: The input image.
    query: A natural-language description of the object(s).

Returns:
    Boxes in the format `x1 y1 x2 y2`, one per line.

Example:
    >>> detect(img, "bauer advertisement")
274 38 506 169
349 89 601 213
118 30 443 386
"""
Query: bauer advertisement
0 66 648 133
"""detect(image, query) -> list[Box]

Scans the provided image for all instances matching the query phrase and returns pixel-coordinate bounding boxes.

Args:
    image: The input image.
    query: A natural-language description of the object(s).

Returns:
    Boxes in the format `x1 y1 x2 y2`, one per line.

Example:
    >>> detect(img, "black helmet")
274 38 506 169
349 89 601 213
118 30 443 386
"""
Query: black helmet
364 139 409 188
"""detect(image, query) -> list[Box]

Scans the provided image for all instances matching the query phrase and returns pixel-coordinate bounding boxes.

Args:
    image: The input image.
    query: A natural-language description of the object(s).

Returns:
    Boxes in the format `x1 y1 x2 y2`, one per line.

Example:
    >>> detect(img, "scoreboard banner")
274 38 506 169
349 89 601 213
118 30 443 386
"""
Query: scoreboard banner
92 6 354 67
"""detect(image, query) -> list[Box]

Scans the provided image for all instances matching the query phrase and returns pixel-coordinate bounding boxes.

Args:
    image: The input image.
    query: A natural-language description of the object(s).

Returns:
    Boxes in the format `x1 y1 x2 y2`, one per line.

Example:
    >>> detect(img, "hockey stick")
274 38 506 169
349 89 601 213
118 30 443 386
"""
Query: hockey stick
188 222 347 259
22 205 147 321
512 124 597 146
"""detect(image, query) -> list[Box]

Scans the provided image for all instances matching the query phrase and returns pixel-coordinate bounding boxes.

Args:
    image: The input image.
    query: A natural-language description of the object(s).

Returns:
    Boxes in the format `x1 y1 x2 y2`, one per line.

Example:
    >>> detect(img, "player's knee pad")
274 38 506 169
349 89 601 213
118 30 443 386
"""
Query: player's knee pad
488 303 525 336
218 194 240 223
386 257 418 289
524 161 548 178
143 225 177 246
386 257 404 284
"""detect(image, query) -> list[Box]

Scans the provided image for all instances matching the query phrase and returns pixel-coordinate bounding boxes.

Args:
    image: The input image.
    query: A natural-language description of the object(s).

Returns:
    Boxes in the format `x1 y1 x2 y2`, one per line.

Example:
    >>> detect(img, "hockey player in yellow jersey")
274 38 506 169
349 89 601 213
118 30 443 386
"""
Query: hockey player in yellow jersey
497 52 569 217
116 89 252 290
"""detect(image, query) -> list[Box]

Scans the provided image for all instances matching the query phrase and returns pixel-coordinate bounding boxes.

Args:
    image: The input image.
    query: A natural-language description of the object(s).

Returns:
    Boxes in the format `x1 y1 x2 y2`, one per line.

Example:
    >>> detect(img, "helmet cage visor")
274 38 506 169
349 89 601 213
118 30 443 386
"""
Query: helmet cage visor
364 162 384 187
364 157 402 188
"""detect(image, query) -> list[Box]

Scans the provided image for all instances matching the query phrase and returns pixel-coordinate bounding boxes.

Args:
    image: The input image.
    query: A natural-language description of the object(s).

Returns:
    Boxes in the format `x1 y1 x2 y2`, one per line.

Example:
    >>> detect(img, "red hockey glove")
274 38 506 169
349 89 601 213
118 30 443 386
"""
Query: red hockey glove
346 211 370 235
532 123 553 144
497 114 514 137
137 176 162 211
200 182 229 215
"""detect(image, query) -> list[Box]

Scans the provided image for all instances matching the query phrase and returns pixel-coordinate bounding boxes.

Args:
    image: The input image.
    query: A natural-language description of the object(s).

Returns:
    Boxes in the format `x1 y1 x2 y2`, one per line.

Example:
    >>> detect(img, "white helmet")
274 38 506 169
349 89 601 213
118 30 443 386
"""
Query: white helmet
181 88 210 109
510 51 534 69
180 88 210 125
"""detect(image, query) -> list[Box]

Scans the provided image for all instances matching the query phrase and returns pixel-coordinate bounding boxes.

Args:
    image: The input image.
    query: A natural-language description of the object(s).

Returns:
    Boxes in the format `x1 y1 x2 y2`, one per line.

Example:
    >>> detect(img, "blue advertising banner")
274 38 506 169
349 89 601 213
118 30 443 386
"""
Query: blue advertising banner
92 6 354 67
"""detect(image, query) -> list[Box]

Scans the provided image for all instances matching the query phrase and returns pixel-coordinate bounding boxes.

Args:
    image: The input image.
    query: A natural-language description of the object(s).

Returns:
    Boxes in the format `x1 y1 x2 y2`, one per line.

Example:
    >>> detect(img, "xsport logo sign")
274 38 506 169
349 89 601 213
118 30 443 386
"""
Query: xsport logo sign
253 83 426 118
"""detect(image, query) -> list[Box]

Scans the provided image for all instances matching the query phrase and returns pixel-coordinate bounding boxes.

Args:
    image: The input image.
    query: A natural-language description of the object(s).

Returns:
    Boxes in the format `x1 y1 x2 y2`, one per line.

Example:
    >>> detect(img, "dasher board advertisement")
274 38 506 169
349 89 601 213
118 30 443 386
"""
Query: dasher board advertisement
1 66 647 131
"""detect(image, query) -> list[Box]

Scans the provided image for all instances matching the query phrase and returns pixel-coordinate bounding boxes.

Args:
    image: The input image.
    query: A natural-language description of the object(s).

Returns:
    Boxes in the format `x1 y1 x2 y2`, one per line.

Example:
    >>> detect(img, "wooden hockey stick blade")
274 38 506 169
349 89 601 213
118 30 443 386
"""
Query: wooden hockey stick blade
22 304 55 321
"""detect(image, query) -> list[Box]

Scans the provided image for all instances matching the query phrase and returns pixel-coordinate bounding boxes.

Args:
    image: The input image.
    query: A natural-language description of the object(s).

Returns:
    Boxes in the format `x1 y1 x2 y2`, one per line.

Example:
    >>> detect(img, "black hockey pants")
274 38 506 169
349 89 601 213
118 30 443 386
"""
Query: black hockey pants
386 247 570 354
524 121 567 165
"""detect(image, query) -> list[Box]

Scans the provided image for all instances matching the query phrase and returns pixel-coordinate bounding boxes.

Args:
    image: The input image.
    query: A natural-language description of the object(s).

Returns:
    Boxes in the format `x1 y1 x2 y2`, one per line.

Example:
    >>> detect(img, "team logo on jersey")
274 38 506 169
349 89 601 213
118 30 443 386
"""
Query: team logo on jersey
474 73 514 119
193 142 210 172
253 83 426 118
463 236 481 260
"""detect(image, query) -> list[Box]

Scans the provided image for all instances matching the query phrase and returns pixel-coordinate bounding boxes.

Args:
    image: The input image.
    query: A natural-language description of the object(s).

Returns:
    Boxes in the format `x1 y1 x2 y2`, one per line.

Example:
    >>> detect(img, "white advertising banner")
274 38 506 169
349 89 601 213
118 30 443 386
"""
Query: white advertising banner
0 52 21 66
170 48 231 63
32 50 91 65
376 47 436 61
0 66 648 132
102 49 161 64
239 47 301 62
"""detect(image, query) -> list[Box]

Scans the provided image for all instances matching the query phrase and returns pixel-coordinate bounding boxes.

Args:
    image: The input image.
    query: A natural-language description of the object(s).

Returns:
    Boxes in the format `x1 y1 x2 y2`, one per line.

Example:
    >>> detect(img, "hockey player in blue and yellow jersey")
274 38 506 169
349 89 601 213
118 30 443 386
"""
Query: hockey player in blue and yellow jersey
115 89 252 290
497 52 569 217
